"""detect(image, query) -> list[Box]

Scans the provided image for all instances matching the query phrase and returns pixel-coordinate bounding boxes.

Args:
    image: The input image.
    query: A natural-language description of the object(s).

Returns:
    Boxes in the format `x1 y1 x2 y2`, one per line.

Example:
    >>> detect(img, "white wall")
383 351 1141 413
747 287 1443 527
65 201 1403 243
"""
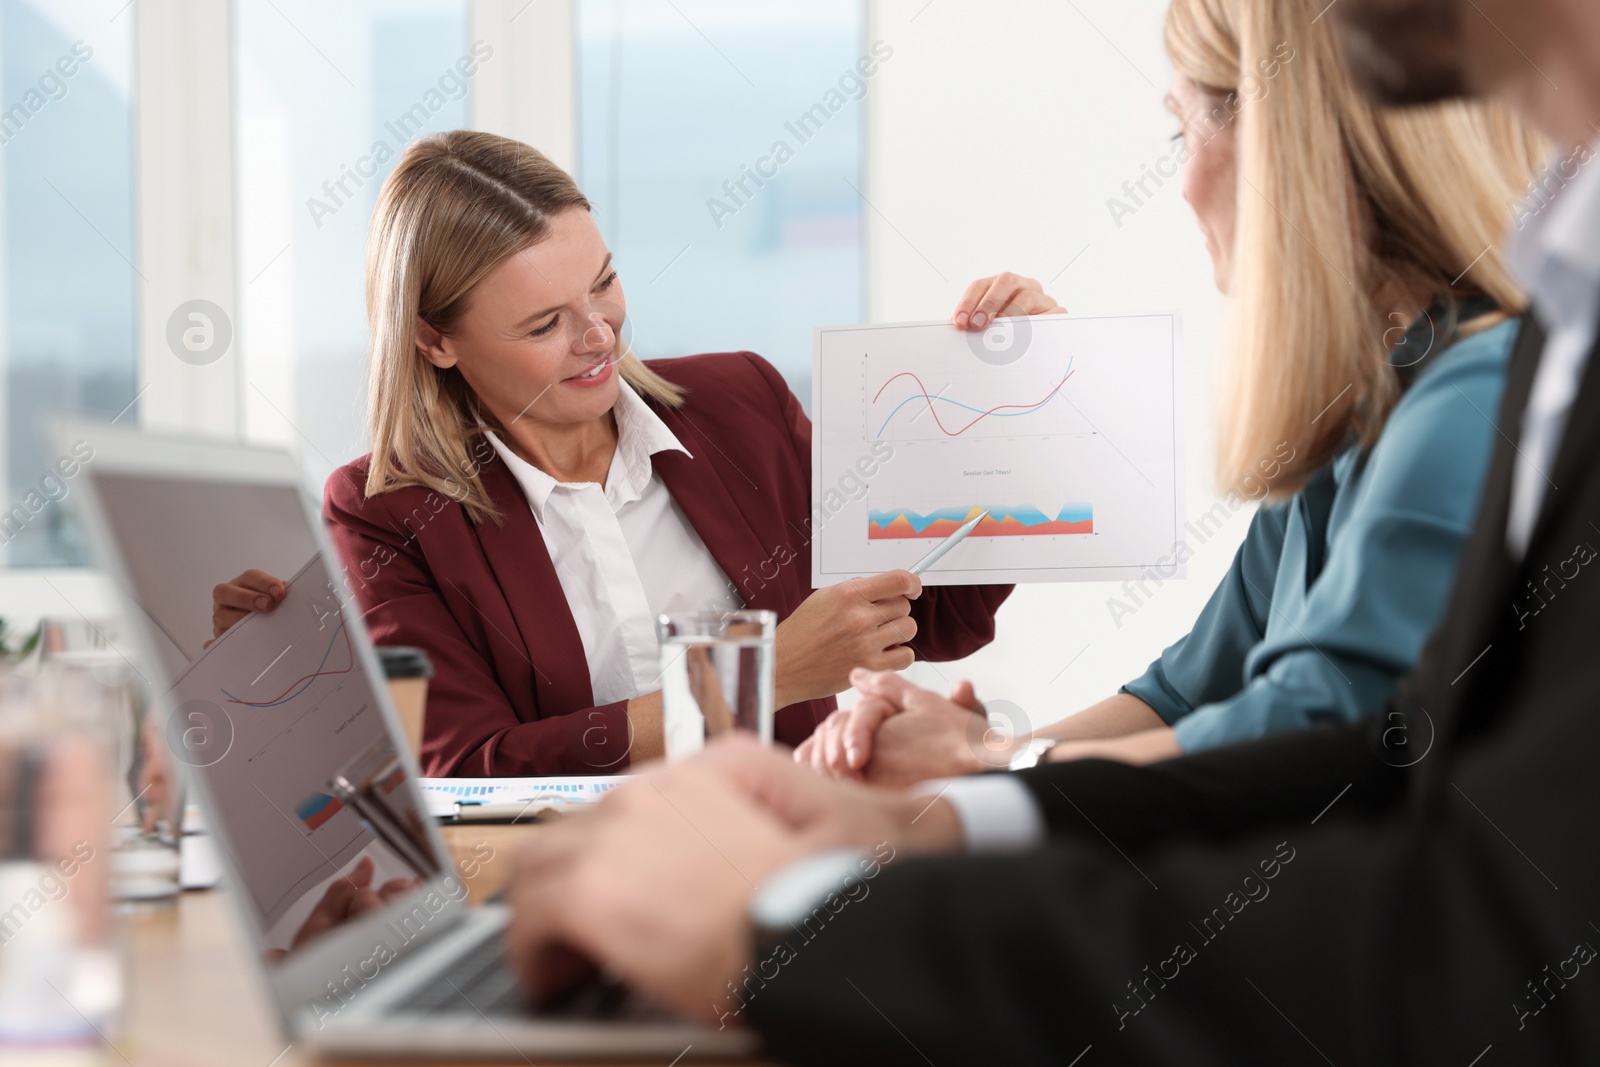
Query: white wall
863 0 1250 727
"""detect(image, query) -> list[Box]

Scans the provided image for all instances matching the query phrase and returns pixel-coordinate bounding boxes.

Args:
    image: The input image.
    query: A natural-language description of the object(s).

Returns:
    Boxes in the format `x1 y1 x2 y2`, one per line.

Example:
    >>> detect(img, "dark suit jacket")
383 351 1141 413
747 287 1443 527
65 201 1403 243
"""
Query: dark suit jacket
324 352 1011 776
748 315 1600 1065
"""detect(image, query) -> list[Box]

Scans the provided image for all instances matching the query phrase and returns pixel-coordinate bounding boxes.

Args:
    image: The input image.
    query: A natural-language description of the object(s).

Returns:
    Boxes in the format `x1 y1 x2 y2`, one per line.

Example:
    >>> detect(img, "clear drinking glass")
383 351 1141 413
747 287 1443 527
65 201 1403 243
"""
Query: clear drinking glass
656 611 777 761
0 672 121 1054
38 649 180 907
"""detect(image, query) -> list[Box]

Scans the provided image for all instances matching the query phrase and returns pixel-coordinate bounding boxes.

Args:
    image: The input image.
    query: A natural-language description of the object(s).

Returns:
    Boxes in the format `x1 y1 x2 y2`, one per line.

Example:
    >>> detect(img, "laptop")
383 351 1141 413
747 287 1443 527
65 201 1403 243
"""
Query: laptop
54 419 755 1060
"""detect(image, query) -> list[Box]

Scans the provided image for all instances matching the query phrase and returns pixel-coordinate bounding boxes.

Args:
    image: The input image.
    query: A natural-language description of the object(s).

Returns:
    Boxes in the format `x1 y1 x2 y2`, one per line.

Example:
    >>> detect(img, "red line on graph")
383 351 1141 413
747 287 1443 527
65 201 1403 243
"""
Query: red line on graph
871 370 1075 437
225 624 355 707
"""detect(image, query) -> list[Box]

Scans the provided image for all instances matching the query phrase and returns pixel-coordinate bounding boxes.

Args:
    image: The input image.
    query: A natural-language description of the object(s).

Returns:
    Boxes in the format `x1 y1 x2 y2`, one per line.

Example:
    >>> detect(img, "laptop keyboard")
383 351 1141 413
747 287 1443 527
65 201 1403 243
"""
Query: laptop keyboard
391 935 656 1021
395 936 528 1016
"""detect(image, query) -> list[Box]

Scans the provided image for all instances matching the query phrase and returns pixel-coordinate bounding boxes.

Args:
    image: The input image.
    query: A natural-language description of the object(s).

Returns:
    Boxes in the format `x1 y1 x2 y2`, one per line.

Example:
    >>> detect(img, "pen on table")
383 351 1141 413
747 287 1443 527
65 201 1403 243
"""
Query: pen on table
449 798 593 822
908 509 990 576
451 801 547 823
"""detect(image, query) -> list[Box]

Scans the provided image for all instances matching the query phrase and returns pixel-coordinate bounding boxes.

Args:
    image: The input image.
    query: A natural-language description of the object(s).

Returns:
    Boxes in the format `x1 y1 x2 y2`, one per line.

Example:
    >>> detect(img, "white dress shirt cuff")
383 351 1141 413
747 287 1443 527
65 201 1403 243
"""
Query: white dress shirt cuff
912 774 1046 854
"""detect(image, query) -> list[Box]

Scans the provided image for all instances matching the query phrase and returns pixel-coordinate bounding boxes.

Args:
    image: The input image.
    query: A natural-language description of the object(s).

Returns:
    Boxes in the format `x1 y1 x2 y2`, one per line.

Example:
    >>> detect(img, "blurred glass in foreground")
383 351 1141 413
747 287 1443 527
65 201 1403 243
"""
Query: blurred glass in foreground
0 670 118 1063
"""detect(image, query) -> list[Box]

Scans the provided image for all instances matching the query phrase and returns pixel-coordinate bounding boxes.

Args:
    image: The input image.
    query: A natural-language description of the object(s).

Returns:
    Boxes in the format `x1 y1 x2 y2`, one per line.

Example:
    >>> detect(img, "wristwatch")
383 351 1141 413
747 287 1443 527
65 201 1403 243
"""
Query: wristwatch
1008 736 1060 771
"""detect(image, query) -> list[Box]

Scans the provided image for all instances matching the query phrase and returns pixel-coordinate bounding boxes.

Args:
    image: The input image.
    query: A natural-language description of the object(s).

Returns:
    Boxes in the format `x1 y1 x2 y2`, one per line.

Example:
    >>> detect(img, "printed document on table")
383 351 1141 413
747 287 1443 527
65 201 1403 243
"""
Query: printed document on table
811 311 1184 586
418 777 623 818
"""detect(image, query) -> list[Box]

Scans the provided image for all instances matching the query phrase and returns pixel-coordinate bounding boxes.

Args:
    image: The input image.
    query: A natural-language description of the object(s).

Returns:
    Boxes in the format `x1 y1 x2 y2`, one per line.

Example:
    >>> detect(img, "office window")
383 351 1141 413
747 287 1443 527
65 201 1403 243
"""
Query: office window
233 0 471 492
577 0 866 405
0 0 135 566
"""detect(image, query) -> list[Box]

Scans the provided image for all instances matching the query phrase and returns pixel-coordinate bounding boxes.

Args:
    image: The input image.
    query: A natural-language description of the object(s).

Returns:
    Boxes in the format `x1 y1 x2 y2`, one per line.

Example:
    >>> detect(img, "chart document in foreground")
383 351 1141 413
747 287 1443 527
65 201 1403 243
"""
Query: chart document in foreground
812 311 1183 585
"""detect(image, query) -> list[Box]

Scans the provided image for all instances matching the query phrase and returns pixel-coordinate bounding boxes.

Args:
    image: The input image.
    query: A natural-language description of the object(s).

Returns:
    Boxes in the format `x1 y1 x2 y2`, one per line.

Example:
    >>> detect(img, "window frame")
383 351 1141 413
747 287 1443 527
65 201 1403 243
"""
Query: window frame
0 0 874 613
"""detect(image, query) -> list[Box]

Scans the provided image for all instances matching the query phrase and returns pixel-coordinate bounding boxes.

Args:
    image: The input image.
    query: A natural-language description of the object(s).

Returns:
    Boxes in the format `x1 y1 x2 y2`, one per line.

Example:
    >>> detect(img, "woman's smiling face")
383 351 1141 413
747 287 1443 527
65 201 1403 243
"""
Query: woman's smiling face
415 207 628 430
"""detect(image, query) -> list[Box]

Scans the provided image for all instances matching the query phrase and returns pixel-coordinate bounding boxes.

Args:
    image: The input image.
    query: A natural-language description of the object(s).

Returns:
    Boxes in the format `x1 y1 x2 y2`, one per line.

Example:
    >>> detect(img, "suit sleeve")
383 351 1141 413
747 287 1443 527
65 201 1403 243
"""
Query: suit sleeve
1016 715 1404 848
322 469 631 776
748 723 1589 1066
747 352 1013 660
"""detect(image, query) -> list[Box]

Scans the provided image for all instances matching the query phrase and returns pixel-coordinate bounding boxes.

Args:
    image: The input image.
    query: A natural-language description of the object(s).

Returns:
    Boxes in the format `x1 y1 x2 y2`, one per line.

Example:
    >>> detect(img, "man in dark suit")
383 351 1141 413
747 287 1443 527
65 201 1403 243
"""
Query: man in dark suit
504 0 1600 1062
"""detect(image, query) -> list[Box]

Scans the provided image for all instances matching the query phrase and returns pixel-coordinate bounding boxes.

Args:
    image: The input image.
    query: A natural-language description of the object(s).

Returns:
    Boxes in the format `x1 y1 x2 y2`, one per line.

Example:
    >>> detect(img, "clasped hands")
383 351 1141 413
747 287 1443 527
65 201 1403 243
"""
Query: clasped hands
794 670 1183 786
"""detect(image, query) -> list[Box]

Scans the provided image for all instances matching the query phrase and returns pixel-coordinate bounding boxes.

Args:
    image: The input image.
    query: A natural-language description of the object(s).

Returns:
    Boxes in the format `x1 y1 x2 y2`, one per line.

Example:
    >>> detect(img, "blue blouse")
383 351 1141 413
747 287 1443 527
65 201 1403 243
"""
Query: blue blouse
1123 317 1518 752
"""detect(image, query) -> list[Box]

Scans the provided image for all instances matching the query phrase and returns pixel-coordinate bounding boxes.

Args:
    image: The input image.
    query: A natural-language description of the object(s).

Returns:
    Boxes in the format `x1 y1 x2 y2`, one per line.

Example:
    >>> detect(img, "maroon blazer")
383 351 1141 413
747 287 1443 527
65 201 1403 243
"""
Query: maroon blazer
324 352 1012 776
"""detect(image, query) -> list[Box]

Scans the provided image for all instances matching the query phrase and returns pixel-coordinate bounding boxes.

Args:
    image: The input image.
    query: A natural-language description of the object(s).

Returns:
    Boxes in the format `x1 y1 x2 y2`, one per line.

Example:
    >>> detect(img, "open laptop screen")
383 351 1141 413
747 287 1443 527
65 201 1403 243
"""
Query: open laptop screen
75 443 450 968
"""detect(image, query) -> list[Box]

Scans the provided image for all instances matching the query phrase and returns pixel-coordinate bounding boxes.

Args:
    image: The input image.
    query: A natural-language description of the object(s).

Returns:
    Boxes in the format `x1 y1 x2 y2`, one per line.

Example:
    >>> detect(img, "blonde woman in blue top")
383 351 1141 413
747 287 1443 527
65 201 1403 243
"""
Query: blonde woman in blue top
799 4 1545 784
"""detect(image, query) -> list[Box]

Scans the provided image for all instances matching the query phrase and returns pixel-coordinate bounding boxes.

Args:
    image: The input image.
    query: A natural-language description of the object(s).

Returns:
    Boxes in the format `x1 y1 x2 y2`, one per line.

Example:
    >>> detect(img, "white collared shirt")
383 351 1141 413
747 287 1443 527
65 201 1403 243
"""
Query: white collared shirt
486 381 742 706
1505 140 1600 558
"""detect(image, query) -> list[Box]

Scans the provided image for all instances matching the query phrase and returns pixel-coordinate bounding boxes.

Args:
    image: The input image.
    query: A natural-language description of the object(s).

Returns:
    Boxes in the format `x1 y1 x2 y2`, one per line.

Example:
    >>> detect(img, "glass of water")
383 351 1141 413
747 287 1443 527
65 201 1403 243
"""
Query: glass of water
39 648 180 906
655 610 777 760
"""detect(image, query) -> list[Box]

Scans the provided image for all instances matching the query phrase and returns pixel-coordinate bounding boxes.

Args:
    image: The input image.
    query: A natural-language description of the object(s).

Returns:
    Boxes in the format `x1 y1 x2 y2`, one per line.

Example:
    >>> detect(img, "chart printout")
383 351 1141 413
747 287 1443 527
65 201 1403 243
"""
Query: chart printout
811 312 1183 586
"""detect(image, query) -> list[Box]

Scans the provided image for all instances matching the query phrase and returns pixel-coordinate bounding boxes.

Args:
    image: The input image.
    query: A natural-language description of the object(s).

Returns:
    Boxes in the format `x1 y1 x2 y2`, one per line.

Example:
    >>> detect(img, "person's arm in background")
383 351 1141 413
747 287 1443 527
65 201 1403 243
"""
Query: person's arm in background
1056 502 1290 743
1155 327 1510 753
322 466 661 776
750 351 1014 663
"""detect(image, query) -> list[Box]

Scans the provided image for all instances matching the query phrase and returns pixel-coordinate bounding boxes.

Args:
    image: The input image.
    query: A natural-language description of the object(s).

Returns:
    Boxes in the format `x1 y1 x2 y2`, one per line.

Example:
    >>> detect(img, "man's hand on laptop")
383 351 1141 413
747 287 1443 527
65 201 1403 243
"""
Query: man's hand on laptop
506 736 964 1019
210 569 287 640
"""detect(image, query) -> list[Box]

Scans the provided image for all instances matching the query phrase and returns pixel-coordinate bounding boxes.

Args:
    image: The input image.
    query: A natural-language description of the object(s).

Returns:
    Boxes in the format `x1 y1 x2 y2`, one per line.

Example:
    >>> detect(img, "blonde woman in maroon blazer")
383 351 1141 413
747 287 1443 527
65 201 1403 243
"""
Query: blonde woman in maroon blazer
215 131 1025 776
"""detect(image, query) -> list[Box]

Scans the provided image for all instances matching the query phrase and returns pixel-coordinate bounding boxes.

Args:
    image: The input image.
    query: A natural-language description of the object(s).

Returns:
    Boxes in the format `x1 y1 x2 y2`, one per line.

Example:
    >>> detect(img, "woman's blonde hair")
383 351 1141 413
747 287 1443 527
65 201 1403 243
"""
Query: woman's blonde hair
1166 0 1543 498
363 130 684 524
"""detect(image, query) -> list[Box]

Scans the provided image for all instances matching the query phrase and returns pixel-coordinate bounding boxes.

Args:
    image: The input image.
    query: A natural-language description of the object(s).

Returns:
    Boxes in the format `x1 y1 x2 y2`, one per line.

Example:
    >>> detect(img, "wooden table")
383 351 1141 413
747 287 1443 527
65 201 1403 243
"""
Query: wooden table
113 824 768 1066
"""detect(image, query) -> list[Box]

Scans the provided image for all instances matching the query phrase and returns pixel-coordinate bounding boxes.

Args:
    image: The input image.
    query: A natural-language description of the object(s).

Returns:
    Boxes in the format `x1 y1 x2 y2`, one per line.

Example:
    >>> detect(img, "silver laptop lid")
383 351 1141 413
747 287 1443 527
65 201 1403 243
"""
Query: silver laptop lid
53 420 472 1031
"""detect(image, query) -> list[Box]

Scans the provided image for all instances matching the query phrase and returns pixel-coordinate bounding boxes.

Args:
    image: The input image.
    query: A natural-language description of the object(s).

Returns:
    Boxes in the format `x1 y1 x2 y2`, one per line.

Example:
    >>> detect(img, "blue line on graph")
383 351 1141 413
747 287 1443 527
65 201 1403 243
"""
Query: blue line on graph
873 359 1074 438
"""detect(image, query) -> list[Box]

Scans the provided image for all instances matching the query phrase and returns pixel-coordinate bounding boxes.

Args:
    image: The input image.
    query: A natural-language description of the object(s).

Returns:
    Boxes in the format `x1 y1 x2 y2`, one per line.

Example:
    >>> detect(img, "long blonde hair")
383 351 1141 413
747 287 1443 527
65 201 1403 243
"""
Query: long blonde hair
1166 0 1542 498
363 130 684 524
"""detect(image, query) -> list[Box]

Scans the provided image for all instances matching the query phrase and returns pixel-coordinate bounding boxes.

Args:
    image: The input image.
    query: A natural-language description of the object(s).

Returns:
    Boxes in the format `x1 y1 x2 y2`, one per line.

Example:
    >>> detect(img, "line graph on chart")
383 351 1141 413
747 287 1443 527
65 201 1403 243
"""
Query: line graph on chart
866 354 1099 442
815 312 1183 585
222 620 353 707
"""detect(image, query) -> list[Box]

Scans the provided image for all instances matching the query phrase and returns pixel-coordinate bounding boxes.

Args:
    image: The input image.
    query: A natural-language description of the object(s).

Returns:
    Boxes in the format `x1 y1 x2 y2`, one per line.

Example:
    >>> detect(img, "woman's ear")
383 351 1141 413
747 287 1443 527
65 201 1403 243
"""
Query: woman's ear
415 317 456 369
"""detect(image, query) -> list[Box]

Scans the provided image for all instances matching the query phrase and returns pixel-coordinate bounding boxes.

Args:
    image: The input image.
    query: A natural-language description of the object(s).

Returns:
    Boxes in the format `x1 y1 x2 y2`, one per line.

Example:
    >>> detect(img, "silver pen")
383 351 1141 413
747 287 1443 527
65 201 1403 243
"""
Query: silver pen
908 509 990 576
